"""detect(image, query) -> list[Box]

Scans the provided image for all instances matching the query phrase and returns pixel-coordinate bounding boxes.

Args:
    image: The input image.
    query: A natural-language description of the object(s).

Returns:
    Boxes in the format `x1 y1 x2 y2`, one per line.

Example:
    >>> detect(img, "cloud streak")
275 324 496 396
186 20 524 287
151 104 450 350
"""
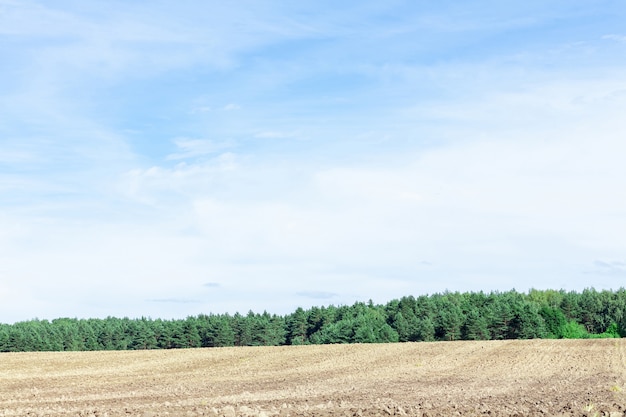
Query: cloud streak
166 138 235 161
588 261 626 276
148 298 202 304
297 291 338 300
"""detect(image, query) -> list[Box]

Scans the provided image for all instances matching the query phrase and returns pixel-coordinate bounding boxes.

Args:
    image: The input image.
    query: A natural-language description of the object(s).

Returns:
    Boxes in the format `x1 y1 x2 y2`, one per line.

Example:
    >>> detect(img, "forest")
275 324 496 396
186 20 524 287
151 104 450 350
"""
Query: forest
1 288 625 352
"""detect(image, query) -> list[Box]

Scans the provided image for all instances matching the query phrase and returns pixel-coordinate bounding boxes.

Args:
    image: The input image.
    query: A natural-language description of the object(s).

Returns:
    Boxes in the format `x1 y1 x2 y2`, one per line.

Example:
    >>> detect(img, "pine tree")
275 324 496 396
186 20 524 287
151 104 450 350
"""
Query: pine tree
539 306 567 338
286 307 309 345
212 316 235 347
415 317 435 342
391 312 411 342
462 307 489 340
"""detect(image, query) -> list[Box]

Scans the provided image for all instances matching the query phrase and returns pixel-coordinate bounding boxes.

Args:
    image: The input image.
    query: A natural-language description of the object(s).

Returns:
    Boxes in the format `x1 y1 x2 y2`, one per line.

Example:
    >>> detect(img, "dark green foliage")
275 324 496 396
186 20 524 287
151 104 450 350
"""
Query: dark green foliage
488 292 518 339
414 317 436 342
286 307 309 345
308 302 398 344
250 311 286 346
1 288 625 352
560 291 582 320
462 307 490 340
178 318 202 348
232 312 253 346
128 318 158 350
597 322 621 339
433 293 463 341
513 303 547 339
539 306 567 338
310 318 354 344
197 314 235 347
390 312 411 342
352 304 399 343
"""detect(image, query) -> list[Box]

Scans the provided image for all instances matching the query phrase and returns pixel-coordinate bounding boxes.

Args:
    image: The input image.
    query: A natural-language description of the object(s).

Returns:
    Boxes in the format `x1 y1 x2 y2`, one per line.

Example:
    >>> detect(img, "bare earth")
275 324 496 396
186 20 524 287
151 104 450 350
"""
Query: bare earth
1 339 625 417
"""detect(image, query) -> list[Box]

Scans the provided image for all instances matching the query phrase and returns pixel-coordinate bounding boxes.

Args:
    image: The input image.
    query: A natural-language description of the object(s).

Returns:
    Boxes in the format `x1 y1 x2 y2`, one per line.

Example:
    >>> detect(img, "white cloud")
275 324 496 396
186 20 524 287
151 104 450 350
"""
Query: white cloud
149 298 202 304
107 71 626 311
254 131 299 139
120 153 240 203
297 291 338 299
602 34 626 43
588 260 626 276
111 103 624 303
191 106 212 114
166 138 235 160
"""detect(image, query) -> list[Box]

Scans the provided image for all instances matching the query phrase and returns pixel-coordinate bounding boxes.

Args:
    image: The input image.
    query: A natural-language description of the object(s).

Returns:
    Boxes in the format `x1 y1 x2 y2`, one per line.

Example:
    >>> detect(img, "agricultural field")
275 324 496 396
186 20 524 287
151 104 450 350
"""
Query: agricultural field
1 339 625 417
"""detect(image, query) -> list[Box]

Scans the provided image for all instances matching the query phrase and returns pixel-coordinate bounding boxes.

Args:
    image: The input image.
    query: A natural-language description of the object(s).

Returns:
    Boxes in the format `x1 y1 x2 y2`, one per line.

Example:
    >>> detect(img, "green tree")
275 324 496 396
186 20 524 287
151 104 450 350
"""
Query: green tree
488 293 517 339
353 308 399 343
128 318 158 350
579 288 605 333
433 293 463 341
560 320 588 339
513 303 547 339
462 307 490 340
179 318 201 348
286 307 309 345
211 315 236 347
232 312 254 346
414 316 435 341
539 306 567 338
560 291 581 320
390 311 411 342
0 324 9 352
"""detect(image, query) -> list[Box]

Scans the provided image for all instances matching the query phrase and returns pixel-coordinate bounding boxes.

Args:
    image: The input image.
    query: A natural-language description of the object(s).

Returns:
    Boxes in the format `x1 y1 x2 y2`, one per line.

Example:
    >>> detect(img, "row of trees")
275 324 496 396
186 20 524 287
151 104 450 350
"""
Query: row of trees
1 288 624 352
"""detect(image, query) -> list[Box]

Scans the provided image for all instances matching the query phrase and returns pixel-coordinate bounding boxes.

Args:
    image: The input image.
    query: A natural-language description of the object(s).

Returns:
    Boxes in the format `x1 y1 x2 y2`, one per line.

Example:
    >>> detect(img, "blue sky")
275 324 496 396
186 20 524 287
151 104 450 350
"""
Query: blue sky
1 1 626 323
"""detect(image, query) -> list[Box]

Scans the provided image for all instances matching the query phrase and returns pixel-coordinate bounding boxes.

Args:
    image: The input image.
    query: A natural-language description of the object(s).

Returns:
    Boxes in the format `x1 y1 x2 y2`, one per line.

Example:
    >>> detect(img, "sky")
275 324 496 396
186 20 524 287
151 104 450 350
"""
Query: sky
1 1 626 323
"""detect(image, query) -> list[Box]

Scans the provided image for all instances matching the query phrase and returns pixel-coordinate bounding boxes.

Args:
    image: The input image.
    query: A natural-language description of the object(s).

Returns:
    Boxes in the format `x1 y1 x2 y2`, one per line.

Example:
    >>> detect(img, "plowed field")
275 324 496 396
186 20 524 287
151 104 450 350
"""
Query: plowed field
1 339 626 416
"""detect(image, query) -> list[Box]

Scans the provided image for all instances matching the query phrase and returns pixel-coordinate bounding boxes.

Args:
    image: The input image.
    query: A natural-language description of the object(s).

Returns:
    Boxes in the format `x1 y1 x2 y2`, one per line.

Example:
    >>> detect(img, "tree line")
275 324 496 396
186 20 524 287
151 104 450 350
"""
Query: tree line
1 288 625 352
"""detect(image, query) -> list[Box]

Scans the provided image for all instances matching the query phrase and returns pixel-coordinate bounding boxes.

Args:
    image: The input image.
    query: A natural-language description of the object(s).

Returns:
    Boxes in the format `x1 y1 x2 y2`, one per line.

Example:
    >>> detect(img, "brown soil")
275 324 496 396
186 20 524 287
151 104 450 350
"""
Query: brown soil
1 339 625 416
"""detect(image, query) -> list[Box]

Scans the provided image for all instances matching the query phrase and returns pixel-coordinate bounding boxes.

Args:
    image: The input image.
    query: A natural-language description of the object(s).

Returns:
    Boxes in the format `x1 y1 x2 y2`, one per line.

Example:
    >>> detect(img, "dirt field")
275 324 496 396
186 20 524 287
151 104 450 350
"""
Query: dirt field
1 339 625 417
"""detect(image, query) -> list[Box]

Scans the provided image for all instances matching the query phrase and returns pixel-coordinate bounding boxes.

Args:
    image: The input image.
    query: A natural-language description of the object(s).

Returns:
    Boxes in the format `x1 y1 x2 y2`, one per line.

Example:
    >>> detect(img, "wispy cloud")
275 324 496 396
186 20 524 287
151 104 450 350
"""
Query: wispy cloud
588 260 626 276
254 131 300 139
297 291 338 300
602 34 626 43
166 138 235 161
148 298 202 304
